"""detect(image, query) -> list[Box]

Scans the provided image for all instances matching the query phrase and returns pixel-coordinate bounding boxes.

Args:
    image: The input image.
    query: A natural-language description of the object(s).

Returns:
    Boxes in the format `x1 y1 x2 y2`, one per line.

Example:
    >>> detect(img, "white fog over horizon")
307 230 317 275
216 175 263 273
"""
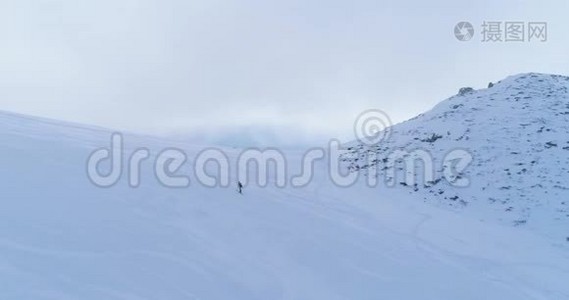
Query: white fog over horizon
1 0 568 146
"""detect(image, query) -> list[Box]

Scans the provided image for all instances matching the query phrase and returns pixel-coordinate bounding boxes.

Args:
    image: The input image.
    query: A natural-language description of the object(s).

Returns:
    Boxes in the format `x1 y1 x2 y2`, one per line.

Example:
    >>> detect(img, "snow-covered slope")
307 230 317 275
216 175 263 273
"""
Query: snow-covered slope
1 74 569 299
343 73 569 239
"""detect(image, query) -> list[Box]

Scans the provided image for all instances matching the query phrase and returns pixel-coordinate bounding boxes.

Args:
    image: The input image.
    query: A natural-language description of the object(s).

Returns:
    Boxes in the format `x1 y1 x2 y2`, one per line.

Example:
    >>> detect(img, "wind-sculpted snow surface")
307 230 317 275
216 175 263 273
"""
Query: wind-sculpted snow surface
1 73 569 299
343 73 569 239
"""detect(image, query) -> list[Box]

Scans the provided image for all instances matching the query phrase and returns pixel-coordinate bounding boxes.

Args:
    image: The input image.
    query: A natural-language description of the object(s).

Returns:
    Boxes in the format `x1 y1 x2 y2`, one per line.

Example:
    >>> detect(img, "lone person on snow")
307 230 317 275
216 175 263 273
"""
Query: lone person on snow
237 181 243 194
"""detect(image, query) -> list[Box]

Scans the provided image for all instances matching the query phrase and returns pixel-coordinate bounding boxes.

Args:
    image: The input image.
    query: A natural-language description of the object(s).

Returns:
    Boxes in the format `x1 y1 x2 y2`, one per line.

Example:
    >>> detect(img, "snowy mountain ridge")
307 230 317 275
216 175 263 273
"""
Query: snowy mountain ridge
1 73 569 299
343 72 569 238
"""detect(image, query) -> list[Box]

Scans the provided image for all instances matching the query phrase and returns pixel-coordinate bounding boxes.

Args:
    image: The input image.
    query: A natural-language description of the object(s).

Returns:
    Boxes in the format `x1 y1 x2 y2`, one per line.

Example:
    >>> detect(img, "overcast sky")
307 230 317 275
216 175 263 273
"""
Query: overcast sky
1 0 568 146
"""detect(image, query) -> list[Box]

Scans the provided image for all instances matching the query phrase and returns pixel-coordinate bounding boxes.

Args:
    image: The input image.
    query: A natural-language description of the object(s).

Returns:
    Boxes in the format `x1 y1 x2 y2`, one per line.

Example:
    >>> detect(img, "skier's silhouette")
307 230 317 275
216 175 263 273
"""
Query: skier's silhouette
237 181 243 194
